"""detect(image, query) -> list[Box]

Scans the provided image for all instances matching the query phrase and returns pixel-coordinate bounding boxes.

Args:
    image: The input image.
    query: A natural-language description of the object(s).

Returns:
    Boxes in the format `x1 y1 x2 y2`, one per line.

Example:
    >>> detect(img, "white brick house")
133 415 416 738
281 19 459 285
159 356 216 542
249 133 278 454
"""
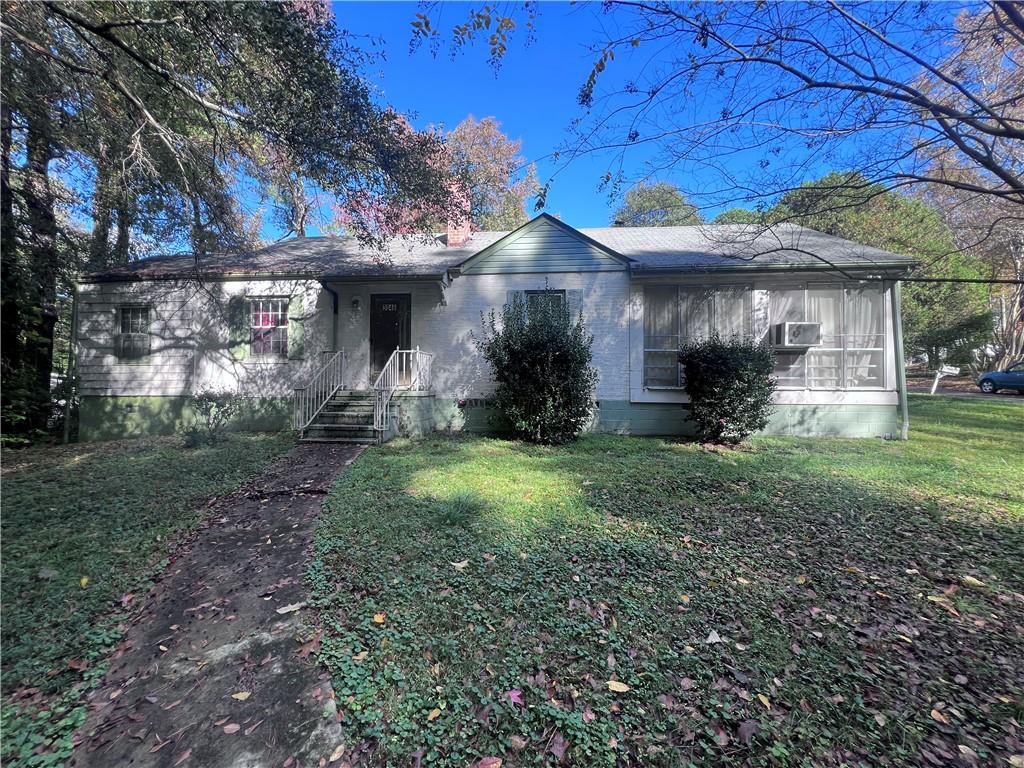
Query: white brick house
73 214 916 441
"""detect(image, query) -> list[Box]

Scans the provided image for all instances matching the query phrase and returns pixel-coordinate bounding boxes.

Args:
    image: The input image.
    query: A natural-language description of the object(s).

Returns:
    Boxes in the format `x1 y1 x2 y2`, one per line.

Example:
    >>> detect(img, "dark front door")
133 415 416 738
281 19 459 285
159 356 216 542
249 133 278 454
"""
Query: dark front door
370 294 411 382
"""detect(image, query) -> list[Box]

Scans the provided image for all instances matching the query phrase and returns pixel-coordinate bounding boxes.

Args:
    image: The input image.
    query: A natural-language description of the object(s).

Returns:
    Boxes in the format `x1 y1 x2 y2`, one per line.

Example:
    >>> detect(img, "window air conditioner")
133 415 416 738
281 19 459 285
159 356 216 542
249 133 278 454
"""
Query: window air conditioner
772 322 821 349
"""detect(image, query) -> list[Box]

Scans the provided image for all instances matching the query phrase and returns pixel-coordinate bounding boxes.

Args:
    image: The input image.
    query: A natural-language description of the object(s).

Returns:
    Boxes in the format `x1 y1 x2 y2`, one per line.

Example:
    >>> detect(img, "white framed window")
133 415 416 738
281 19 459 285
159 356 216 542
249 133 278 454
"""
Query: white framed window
116 305 151 360
643 285 752 387
249 298 289 357
768 283 885 390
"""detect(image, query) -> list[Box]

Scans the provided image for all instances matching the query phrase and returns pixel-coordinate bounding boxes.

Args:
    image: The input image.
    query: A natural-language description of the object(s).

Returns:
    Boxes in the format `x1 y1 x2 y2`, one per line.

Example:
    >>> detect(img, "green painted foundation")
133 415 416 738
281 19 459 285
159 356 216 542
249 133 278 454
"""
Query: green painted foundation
79 394 899 442
78 395 292 442
416 398 899 440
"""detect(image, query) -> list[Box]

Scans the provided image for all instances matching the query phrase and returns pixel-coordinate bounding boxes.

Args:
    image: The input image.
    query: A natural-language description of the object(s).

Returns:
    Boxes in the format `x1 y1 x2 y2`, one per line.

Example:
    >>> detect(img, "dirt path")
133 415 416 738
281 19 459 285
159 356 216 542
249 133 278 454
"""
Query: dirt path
70 442 363 768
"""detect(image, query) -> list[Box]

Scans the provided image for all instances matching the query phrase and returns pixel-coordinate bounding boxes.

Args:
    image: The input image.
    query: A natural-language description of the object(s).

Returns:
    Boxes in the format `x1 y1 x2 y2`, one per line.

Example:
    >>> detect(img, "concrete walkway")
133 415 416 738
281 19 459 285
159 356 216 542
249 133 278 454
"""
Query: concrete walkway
70 442 363 768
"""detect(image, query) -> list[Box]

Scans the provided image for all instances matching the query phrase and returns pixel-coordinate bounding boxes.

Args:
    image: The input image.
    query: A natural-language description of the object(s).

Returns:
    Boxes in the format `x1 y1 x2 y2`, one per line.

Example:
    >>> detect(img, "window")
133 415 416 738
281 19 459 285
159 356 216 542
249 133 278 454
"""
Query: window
769 283 885 389
250 298 289 357
116 305 151 360
525 289 566 314
643 285 752 387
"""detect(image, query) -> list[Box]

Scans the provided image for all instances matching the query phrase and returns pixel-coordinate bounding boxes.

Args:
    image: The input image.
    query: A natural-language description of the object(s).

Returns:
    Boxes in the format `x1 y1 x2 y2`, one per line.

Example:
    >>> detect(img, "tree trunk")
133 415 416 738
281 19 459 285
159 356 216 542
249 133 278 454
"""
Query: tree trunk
24 107 59 430
114 201 132 265
90 140 114 268
1 38 23 381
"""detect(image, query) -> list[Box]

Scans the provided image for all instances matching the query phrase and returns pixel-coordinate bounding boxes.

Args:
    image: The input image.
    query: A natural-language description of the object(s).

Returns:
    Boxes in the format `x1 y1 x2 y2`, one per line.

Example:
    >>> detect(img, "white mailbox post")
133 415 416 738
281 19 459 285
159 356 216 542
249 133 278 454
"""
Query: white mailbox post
930 365 961 395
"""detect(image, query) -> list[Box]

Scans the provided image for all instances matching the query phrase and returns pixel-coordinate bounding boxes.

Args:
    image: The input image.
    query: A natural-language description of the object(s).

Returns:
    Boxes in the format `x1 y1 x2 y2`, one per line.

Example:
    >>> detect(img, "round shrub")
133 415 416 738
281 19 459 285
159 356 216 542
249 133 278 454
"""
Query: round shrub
678 335 776 444
475 290 597 444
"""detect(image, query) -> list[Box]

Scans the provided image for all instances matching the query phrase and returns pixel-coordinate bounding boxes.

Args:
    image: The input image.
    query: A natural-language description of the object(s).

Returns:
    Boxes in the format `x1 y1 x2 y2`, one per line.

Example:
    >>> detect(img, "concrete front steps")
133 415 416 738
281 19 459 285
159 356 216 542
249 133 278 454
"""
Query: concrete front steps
300 391 378 444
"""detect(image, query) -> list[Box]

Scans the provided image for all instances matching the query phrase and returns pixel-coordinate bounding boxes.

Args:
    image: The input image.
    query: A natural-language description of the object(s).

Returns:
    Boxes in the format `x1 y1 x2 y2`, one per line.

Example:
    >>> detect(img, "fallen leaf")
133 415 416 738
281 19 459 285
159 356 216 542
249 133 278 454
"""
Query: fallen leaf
607 680 630 693
158 645 169 653
373 613 386 624
706 629 723 644
231 692 251 701
794 575 809 585
874 712 888 727
679 594 690 604
328 744 345 762
80 576 89 588
223 723 240 734
452 560 469 571
962 575 986 589
549 732 568 761
173 748 192 766
1008 756 1024 768
472 759 502 768
506 688 524 707
427 708 442 721
276 602 305 614
353 651 368 662
931 708 949 724
757 693 771 710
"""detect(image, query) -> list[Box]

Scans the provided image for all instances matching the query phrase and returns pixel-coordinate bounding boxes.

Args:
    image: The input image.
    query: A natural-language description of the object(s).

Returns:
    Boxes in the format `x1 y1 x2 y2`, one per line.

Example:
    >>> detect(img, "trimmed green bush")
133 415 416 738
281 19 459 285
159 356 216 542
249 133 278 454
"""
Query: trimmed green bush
678 335 776 444
181 389 241 447
476 289 597 444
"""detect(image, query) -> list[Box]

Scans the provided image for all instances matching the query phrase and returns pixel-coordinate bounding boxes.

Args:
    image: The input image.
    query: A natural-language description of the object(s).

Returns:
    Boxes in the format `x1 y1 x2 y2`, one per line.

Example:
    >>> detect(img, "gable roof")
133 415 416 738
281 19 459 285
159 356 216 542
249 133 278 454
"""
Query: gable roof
83 216 916 283
456 214 631 275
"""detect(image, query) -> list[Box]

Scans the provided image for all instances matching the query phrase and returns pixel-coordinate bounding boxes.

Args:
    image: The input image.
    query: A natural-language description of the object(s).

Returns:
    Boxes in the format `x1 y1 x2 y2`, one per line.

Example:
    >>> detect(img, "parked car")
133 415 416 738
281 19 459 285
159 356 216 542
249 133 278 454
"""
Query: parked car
977 361 1024 394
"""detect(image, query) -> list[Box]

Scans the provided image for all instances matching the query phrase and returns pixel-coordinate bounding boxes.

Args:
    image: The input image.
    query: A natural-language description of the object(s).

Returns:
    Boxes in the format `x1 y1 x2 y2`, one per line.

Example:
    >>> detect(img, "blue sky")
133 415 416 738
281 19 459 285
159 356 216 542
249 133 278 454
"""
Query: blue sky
325 1 655 230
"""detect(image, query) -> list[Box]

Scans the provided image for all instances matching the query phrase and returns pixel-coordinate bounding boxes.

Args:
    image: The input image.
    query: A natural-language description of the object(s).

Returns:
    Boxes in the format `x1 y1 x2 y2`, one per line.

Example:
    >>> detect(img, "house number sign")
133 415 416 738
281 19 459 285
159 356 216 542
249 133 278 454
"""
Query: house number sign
382 303 398 312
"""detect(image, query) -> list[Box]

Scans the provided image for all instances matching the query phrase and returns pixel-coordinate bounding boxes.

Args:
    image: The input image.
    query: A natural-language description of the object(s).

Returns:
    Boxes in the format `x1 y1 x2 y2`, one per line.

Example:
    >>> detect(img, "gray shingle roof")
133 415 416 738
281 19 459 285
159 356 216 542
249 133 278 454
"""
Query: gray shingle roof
85 217 916 282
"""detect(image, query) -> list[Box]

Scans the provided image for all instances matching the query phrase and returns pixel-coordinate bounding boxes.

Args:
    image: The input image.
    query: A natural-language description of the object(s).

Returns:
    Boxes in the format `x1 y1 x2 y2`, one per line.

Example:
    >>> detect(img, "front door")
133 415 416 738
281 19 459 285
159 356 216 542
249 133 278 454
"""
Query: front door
370 294 411 383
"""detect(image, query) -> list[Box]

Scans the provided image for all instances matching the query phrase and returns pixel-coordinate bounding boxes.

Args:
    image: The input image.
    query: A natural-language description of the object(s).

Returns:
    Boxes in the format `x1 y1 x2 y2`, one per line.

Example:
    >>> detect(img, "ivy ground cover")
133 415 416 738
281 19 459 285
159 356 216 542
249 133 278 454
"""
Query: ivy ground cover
312 395 1023 767
0 433 294 766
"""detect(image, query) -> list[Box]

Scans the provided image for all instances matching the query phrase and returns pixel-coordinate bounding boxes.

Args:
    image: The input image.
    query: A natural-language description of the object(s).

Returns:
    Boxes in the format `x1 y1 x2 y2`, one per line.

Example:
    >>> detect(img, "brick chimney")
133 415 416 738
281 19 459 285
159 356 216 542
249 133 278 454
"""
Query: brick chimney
447 214 471 247
446 184 472 247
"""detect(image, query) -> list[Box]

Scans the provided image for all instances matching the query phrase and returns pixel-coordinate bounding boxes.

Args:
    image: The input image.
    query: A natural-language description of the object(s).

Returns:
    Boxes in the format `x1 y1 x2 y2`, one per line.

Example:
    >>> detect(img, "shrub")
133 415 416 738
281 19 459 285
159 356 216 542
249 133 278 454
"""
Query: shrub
181 389 241 447
678 335 776 444
476 289 597 444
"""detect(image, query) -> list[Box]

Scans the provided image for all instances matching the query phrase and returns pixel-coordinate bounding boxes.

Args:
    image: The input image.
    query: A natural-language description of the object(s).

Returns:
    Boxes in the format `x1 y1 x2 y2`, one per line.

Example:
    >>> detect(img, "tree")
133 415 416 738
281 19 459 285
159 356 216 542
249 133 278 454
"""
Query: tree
611 181 702 226
445 115 538 230
1 1 456 434
713 208 764 225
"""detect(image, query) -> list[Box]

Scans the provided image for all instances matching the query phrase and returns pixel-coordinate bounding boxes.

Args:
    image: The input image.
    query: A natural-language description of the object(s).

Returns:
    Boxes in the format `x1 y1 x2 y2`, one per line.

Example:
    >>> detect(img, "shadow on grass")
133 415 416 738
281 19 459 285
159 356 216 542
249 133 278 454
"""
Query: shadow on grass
313 427 1024 766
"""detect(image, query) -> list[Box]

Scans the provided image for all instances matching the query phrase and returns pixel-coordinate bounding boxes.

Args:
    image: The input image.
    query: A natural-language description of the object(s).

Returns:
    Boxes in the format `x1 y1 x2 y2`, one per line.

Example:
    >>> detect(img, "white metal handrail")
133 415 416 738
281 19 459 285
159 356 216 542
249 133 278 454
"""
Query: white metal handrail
293 349 346 432
373 347 434 432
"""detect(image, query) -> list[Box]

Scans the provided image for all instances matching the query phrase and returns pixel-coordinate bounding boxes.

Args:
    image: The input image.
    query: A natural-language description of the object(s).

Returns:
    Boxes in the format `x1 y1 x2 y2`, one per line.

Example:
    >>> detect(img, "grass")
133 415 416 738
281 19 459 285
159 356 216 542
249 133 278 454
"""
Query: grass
0 432 294 767
312 395 1024 767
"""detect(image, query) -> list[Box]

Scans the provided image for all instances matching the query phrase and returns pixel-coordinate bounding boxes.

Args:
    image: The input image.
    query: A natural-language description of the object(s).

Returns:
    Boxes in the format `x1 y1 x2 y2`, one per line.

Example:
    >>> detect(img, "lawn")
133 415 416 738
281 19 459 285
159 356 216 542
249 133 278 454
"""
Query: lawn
0 432 294 767
312 395 1024 767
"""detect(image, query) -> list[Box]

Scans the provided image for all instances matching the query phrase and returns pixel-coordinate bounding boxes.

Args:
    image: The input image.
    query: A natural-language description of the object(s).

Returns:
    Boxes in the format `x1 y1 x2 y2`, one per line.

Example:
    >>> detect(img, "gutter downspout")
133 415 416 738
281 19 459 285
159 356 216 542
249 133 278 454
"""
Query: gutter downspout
890 279 909 441
62 285 79 444
321 282 339 351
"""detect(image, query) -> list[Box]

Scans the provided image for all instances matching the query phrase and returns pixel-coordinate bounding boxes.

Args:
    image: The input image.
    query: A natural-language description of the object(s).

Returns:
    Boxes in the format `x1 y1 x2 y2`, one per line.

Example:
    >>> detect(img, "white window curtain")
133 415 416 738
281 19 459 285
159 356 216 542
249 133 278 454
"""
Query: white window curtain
807 286 843 389
845 285 884 387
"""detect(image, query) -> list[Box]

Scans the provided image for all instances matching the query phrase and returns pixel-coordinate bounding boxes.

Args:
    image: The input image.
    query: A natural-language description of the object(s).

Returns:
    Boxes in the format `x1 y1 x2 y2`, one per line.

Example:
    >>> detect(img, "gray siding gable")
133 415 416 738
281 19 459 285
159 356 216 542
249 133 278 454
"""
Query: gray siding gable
458 214 630 275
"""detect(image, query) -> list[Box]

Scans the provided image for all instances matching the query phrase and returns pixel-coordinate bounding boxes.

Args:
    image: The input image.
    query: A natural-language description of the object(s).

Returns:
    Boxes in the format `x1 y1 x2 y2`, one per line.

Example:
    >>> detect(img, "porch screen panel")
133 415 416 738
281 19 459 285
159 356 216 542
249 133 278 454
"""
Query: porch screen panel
769 288 805 387
845 285 884 387
715 287 751 340
806 286 843 389
679 289 713 340
643 286 680 386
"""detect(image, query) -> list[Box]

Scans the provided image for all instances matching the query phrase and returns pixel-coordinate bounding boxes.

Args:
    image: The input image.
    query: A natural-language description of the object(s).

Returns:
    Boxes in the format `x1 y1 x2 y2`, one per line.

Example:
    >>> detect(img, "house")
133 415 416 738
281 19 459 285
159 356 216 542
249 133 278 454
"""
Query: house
73 213 916 442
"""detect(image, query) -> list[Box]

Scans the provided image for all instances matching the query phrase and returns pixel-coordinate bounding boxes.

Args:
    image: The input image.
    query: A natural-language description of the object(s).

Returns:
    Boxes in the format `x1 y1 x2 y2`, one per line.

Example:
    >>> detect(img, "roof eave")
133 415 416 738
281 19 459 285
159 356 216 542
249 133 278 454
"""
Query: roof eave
629 260 917 277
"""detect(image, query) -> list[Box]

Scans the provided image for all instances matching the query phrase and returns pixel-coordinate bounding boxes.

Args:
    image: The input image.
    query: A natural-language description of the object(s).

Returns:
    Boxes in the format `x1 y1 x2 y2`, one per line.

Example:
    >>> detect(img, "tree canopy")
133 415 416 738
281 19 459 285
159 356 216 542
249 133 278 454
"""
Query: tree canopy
612 182 702 227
